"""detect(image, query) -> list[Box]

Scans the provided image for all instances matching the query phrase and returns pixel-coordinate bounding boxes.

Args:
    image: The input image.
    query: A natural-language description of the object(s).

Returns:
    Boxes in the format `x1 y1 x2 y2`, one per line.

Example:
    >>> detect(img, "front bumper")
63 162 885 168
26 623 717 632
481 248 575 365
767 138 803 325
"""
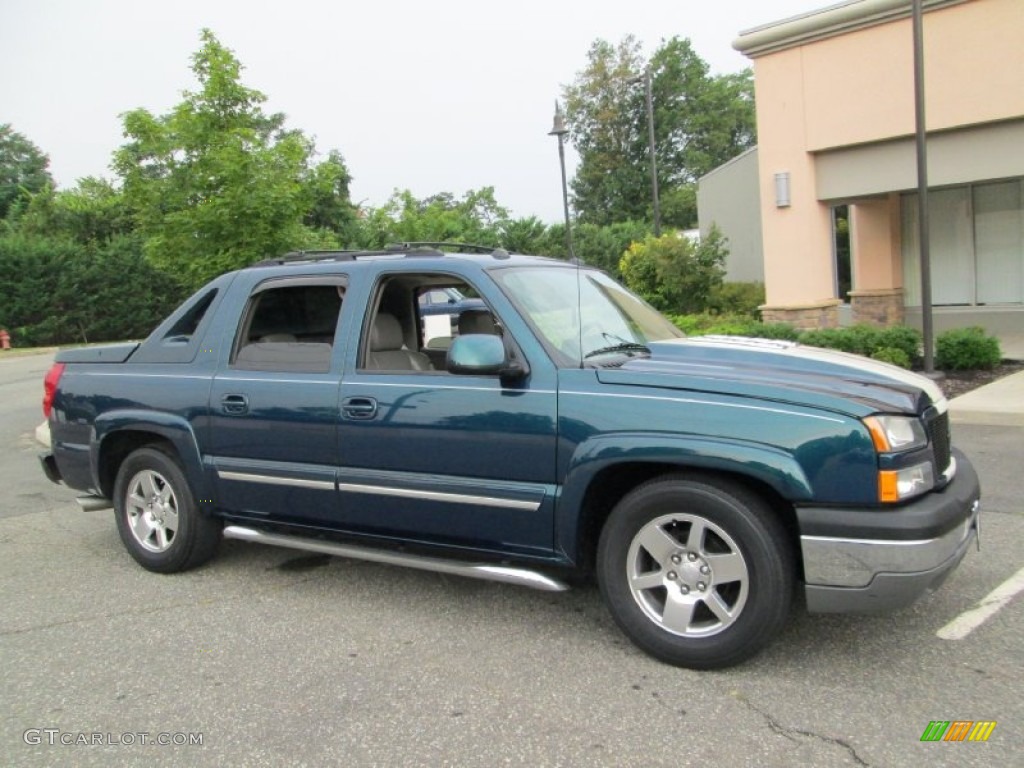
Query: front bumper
798 449 980 613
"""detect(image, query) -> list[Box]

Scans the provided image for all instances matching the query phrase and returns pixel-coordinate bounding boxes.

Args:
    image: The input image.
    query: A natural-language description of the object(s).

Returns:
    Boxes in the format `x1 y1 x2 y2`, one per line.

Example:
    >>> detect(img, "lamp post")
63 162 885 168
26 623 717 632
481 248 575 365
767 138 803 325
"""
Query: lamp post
628 69 662 236
641 68 662 237
548 100 574 260
913 0 936 375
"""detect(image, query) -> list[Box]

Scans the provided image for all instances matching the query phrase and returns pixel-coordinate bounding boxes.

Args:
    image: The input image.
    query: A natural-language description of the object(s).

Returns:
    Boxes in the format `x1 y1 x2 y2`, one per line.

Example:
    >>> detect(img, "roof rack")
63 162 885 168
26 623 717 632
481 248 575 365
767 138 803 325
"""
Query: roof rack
252 242 510 267
386 242 509 257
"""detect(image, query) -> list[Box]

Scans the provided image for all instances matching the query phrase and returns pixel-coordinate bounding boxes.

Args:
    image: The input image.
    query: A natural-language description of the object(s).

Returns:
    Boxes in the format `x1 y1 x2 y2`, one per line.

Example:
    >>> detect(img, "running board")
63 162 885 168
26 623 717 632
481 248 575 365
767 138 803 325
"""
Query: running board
76 495 113 512
222 525 570 592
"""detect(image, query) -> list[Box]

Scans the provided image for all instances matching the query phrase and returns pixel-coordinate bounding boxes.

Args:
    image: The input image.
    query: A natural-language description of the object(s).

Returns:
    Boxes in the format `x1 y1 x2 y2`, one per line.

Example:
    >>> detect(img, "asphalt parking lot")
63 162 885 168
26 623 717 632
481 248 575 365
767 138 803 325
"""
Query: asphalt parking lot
2 353 1021 767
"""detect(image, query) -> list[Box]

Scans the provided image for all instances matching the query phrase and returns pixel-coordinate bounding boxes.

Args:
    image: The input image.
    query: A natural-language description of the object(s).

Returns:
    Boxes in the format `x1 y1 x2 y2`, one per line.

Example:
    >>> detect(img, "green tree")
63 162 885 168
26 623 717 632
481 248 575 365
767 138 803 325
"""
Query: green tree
303 149 358 244
14 177 131 244
113 29 353 287
356 187 508 249
0 124 53 220
500 216 550 254
573 220 650 276
564 37 756 229
563 37 648 227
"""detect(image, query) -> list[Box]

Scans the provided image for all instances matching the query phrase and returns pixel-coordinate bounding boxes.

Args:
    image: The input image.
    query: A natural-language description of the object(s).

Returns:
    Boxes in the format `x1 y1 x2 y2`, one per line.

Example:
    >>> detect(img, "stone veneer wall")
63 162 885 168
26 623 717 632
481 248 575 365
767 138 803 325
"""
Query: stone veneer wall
848 289 904 326
759 300 841 330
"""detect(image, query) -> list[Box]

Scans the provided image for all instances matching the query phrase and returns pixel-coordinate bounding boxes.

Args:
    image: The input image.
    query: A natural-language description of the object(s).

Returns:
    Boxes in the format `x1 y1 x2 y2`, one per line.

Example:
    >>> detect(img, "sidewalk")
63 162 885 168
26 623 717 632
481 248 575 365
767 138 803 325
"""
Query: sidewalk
997 332 1024 361
948 368 1024 427
947 330 1024 426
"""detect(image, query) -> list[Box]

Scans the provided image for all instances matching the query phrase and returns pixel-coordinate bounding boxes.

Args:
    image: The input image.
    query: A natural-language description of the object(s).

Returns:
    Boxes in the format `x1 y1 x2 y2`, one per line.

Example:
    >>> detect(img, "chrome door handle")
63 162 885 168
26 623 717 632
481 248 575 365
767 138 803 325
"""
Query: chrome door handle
342 397 378 420
221 394 249 414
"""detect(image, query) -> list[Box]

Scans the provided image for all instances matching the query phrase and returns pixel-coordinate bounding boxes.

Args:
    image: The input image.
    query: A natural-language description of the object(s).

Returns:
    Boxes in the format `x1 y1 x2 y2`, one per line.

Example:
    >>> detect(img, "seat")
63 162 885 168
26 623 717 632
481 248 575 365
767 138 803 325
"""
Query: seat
457 308 499 336
368 313 433 371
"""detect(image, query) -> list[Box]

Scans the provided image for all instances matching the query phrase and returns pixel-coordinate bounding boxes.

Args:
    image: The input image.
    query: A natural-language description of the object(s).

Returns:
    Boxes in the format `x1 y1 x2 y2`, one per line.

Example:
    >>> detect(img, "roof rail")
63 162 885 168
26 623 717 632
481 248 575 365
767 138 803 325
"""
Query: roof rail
386 241 509 257
253 247 446 267
254 250 357 266
251 242 513 268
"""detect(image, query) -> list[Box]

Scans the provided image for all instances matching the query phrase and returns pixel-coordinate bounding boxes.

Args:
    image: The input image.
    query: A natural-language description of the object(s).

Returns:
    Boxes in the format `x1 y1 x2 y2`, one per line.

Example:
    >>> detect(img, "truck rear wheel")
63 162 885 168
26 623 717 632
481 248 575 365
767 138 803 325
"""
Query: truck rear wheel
597 474 793 669
113 447 220 573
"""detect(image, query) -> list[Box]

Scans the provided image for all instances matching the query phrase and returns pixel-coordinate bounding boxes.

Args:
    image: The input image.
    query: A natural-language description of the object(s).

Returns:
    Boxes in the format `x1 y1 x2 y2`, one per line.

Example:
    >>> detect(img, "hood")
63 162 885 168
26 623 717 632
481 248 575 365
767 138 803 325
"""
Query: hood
596 336 945 417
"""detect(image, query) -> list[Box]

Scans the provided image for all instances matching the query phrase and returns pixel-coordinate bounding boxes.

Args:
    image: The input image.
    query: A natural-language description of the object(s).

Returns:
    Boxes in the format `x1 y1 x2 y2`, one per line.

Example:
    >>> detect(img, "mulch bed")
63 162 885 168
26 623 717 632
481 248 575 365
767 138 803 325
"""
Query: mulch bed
934 361 1024 400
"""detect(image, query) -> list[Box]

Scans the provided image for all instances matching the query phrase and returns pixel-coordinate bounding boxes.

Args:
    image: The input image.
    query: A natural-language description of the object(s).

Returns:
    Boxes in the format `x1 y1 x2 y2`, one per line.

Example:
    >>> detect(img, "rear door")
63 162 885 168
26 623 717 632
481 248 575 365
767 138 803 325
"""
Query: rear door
207 275 348 527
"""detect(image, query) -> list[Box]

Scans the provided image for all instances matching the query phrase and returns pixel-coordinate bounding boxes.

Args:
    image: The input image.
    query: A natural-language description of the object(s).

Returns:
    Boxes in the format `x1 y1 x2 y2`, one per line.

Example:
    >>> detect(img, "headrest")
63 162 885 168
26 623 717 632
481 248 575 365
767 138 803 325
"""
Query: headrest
371 313 404 351
458 308 497 336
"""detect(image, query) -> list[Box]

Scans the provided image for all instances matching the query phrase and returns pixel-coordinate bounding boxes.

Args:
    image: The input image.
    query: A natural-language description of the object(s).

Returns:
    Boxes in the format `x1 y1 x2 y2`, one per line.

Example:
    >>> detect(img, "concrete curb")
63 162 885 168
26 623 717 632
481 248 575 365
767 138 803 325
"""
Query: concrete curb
948 369 1024 427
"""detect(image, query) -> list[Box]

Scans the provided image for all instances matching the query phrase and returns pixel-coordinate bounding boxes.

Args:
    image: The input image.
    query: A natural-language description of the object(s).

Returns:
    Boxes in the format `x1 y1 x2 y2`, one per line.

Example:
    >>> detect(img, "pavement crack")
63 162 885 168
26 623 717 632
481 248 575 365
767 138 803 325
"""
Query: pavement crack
0 574 320 637
0 600 211 637
738 696 870 767
648 690 686 717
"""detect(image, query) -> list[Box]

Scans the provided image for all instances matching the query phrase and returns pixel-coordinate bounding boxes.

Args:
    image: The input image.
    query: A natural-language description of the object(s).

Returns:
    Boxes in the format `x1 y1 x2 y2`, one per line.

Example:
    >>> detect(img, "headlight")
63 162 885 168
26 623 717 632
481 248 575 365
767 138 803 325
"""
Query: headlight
863 415 928 453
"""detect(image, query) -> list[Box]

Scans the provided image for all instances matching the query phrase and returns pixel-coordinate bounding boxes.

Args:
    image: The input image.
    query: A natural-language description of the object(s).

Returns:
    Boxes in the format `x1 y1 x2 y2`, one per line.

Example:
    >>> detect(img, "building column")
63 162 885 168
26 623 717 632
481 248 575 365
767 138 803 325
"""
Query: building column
847 195 904 326
754 48 842 330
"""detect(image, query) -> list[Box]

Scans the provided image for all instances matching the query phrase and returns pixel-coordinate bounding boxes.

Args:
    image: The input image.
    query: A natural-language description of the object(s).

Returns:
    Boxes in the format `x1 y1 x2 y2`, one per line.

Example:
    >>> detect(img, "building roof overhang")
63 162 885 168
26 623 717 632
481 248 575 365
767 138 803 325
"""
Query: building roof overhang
733 0 968 58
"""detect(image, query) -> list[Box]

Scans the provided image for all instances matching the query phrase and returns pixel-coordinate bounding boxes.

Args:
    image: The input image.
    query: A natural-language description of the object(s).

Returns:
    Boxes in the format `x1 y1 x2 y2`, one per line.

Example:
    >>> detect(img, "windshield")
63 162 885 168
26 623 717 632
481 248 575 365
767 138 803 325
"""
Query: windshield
492 266 683 365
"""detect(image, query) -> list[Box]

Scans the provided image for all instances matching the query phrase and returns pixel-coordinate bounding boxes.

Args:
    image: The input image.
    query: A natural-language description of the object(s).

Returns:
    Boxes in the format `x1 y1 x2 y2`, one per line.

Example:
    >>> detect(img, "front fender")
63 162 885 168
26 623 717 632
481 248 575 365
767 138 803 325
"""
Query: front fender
555 433 812 562
92 410 211 504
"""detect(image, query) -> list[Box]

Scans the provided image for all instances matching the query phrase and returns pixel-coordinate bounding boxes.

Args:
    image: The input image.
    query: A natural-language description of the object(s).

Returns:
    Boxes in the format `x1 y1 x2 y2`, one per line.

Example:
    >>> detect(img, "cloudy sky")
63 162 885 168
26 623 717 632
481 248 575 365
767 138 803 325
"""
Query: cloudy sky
1 0 824 222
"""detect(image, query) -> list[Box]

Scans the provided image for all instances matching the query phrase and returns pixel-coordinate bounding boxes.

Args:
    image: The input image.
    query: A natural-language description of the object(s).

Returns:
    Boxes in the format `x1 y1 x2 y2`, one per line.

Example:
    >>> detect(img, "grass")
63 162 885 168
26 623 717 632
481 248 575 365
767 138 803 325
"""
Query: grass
0 347 59 359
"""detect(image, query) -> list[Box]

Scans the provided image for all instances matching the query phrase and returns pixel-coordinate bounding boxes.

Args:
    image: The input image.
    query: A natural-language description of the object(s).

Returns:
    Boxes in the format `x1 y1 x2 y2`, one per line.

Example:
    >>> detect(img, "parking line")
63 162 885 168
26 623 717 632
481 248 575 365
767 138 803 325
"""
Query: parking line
937 565 1024 640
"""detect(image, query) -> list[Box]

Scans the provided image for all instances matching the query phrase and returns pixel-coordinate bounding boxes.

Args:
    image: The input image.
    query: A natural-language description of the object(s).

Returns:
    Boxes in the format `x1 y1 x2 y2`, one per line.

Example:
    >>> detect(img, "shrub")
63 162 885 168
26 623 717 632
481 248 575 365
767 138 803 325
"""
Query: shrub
0 233 187 347
797 327 857 354
620 228 726 314
668 314 801 341
877 325 922 366
668 313 756 336
751 323 802 341
797 324 921 363
935 327 1002 370
707 282 765 317
871 347 912 369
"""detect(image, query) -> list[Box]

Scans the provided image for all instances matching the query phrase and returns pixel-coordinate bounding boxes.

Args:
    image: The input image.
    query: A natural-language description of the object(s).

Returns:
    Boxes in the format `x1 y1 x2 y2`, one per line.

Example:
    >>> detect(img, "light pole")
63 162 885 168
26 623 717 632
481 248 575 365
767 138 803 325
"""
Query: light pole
629 69 662 236
641 68 662 237
548 100 574 260
913 0 936 375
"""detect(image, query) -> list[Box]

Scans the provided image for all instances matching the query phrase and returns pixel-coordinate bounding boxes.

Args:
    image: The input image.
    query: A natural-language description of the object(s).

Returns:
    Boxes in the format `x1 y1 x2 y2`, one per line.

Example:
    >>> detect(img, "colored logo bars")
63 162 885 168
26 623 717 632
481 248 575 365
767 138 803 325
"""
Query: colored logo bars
920 721 997 742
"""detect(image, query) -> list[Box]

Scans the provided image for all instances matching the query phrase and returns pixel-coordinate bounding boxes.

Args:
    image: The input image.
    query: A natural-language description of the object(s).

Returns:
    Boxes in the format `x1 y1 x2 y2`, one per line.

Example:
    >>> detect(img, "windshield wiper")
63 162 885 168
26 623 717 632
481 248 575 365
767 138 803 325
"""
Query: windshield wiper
583 342 650 360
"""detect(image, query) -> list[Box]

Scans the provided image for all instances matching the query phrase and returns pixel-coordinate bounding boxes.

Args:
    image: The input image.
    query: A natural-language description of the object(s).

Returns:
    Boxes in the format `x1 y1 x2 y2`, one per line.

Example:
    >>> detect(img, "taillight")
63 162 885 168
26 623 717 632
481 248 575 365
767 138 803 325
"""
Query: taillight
43 363 65 419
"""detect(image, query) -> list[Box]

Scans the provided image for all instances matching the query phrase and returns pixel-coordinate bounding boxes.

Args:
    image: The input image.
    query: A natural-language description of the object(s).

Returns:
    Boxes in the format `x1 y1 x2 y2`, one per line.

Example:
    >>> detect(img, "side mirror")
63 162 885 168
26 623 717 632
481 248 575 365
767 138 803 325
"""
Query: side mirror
446 335 527 381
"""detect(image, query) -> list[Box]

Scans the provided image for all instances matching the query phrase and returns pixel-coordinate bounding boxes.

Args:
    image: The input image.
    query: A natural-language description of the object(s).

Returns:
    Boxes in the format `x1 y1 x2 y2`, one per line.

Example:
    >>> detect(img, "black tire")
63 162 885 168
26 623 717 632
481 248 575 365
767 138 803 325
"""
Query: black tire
113 446 221 573
597 474 793 669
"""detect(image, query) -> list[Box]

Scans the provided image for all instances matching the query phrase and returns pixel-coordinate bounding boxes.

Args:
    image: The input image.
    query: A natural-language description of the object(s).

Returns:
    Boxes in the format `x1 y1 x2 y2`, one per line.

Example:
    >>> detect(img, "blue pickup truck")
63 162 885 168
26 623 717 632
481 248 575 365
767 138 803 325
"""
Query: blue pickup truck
38 245 980 668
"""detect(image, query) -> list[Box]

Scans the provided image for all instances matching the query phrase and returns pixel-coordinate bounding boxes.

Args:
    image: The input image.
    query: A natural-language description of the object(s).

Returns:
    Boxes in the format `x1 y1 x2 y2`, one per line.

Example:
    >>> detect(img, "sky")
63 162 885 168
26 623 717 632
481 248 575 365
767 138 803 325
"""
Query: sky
0 0 825 223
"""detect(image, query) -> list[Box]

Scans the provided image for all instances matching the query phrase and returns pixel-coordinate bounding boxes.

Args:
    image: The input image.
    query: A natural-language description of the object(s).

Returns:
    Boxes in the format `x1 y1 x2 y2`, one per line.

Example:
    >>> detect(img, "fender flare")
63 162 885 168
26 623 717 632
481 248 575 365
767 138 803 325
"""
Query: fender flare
555 432 811 562
91 410 211 504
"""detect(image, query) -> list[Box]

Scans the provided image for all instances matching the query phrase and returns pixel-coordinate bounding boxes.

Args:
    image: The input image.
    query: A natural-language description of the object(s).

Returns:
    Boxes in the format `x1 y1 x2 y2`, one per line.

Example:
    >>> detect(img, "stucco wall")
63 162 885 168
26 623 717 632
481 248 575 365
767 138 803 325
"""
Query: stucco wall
742 0 1024 312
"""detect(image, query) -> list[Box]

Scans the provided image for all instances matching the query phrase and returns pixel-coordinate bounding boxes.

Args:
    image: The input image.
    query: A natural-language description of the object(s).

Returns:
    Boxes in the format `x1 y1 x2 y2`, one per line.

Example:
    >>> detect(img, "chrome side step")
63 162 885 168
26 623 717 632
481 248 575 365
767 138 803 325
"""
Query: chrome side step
222 525 569 592
76 495 113 512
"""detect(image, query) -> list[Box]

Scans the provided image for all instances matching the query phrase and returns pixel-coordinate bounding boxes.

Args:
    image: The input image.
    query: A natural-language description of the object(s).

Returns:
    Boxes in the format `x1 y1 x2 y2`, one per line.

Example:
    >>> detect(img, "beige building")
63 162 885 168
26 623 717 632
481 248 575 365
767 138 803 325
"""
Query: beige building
730 0 1024 332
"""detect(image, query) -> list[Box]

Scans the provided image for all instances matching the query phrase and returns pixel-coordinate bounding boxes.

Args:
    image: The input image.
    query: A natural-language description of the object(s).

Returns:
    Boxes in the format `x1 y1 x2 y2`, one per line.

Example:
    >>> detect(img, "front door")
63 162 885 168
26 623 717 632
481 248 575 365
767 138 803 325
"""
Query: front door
336 273 558 558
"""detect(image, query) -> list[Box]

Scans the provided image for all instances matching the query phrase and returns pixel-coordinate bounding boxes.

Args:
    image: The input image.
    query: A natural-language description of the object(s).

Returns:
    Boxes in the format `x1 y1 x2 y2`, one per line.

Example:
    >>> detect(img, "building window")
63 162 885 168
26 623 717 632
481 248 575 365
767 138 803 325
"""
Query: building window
902 179 1024 307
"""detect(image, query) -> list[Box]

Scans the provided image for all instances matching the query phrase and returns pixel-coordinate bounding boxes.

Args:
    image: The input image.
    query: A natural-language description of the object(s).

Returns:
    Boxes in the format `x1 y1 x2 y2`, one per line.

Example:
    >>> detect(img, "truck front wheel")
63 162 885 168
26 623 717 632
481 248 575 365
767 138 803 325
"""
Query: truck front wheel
597 474 793 669
113 447 220 573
